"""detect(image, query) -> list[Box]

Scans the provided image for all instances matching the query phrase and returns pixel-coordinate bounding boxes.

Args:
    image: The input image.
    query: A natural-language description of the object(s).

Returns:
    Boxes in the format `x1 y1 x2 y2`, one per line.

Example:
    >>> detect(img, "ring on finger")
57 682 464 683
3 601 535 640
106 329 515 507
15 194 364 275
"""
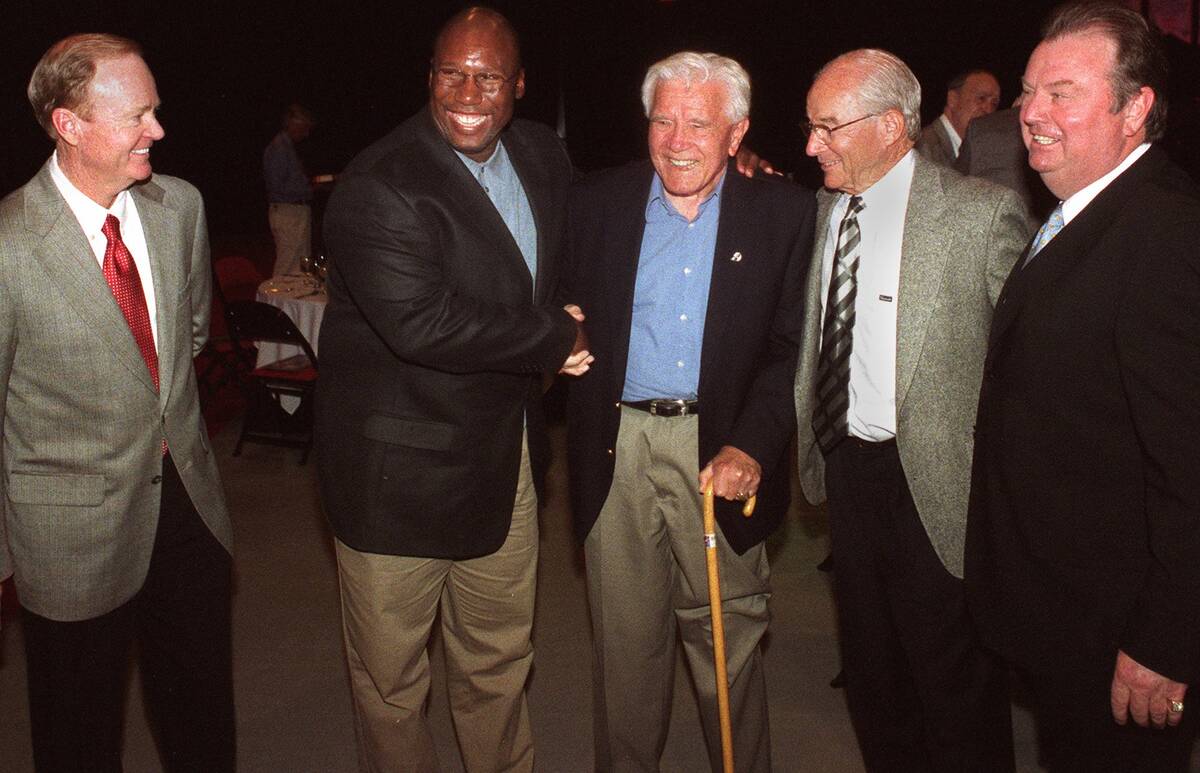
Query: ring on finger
1169 699 1185 714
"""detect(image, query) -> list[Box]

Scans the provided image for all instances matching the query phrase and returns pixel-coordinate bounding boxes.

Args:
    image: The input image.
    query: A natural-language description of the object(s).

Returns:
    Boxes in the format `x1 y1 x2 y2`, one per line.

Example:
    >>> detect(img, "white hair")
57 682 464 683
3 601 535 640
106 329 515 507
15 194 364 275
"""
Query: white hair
641 51 751 122
816 49 922 142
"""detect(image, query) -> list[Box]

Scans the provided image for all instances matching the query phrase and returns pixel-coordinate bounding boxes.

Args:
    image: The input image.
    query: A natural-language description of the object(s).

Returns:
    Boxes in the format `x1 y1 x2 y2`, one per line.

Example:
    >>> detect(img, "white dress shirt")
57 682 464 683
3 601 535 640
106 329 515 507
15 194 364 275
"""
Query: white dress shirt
49 152 159 348
937 114 962 158
819 150 915 441
1061 142 1150 225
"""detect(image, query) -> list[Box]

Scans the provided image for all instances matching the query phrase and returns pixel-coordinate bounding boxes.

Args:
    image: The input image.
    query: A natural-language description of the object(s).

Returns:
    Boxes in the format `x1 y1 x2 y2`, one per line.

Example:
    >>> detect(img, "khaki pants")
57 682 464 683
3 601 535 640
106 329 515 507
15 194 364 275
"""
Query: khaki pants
585 406 772 772
335 437 537 773
268 202 311 276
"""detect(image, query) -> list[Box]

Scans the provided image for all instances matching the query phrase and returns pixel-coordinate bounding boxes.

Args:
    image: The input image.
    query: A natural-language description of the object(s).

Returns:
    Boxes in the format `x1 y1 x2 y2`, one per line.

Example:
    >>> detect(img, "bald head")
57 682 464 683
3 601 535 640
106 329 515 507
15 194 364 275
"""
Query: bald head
434 6 520 69
428 5 526 162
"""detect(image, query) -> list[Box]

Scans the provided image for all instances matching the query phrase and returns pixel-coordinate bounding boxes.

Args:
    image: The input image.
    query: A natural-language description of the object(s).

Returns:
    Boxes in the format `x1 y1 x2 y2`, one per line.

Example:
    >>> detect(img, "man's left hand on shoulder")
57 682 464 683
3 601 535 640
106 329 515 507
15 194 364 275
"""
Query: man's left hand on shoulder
1111 649 1188 730
698 445 761 502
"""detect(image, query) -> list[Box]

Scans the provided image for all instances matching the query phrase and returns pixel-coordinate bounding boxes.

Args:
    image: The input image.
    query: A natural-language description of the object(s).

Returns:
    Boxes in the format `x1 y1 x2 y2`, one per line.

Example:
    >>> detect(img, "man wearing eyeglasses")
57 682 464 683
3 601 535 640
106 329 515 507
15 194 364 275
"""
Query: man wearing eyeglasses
793 49 1030 771
317 7 590 771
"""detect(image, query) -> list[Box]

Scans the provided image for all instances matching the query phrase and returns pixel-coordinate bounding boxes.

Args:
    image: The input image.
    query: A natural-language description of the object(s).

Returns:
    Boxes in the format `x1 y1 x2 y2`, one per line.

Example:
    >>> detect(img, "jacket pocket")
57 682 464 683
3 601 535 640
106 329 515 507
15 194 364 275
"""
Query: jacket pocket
7 472 105 506
361 414 455 452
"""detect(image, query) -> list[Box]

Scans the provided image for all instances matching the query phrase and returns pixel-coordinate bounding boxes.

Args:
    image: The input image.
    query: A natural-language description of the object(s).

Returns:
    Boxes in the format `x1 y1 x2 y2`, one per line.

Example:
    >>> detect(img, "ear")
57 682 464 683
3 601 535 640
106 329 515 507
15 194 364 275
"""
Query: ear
1121 85 1154 137
879 108 906 145
50 107 82 147
513 68 526 100
725 117 750 156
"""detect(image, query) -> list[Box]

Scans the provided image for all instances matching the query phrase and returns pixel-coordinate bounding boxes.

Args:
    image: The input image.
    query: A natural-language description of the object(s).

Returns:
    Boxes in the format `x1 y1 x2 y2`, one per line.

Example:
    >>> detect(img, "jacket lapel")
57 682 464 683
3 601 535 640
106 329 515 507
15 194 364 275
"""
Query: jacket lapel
798 189 836 393
131 180 179 404
607 164 655 403
699 166 754 389
504 127 554 303
987 146 1164 353
895 156 949 409
25 164 158 395
420 112 533 299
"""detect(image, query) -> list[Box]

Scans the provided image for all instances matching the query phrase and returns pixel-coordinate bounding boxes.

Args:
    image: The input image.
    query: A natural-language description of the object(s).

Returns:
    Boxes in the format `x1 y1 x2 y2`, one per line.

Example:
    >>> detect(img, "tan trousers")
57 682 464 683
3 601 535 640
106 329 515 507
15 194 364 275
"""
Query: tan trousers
267 202 311 276
585 406 772 772
335 437 537 773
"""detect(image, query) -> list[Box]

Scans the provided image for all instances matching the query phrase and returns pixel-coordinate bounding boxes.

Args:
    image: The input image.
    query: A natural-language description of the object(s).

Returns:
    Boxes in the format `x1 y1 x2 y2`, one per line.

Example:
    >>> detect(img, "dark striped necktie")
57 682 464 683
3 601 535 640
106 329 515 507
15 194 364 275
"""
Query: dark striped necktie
812 195 863 455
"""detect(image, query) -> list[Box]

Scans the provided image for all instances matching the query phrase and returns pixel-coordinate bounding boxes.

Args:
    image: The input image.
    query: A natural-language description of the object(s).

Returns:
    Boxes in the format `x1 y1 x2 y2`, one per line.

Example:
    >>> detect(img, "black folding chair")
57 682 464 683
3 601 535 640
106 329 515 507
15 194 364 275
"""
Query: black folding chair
225 300 319 464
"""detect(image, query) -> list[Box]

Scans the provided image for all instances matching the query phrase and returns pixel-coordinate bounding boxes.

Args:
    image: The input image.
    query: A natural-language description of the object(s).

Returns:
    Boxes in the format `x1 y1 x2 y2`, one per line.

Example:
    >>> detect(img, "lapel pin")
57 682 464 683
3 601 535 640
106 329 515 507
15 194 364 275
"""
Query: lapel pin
730 251 742 262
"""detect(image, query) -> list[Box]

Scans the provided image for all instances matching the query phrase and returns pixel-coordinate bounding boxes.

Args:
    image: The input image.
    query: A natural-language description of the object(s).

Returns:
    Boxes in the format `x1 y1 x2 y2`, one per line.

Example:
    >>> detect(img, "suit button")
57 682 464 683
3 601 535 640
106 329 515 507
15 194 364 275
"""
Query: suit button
606 449 614 455
151 475 163 484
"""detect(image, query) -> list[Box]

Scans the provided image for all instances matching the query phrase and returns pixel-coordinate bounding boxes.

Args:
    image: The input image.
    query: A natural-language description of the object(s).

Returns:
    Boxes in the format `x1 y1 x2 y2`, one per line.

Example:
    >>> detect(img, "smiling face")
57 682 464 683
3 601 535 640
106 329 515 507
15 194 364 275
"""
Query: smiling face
428 16 524 163
805 63 903 195
54 53 163 207
647 78 748 220
1020 31 1150 200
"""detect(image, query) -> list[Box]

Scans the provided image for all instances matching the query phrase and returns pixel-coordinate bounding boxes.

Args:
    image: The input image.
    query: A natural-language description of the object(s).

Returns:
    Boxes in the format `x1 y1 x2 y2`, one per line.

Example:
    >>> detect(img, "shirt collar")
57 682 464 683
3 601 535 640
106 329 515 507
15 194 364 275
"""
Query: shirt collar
1061 142 1151 225
937 114 962 156
49 150 130 233
454 138 511 178
842 148 916 213
645 166 727 223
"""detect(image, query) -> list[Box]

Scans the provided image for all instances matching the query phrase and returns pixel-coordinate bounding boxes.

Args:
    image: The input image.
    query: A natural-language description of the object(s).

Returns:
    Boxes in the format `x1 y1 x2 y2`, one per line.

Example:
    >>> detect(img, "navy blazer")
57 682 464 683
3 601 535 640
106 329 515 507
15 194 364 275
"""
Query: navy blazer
317 109 577 559
564 160 815 554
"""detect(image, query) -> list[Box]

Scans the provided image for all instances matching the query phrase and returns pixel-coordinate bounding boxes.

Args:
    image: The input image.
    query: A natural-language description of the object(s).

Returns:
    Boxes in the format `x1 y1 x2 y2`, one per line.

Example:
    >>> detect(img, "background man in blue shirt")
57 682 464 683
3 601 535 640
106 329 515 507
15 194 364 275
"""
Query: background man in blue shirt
263 102 314 275
565 51 814 771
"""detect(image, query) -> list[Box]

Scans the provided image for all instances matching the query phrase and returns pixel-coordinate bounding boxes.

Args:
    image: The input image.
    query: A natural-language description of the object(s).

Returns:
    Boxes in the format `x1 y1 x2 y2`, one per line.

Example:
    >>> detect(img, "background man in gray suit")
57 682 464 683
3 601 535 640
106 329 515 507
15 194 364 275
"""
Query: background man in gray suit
0 34 234 771
916 68 1001 167
955 105 1055 219
795 49 1030 771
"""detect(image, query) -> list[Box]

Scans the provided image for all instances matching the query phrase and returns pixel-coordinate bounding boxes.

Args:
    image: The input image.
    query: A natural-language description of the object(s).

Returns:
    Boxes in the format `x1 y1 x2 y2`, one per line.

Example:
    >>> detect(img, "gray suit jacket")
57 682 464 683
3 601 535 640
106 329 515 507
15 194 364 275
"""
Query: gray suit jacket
0 161 232 621
794 153 1030 576
916 118 957 168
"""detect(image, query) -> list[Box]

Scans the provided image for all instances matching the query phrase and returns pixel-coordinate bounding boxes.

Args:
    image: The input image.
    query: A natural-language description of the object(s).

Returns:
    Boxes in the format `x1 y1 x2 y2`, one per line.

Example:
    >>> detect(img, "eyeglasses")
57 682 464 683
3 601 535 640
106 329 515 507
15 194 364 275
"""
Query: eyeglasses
801 113 878 143
434 67 518 94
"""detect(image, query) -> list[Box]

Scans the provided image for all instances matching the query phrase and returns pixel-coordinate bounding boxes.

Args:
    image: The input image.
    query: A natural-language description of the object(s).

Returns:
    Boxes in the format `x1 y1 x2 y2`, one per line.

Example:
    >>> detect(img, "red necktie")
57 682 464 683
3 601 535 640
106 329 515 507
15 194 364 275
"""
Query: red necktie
102 214 159 391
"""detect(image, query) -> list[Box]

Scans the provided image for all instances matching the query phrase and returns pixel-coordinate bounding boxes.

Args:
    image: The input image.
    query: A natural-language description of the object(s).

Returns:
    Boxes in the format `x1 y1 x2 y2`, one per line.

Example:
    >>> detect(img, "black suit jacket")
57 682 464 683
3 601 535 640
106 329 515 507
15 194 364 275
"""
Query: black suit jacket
565 160 814 554
966 146 1200 682
317 109 576 559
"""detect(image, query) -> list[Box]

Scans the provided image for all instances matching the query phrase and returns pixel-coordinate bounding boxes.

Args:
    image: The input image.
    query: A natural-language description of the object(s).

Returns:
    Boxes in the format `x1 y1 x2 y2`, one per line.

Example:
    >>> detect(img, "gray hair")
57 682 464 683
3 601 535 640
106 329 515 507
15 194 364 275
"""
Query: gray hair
816 49 922 142
641 51 751 123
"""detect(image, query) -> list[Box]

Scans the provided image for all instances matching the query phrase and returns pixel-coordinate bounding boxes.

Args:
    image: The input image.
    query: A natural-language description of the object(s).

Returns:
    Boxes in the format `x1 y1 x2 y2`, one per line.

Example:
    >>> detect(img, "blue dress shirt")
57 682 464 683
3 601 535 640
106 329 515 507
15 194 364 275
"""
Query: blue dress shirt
455 141 538 289
621 172 724 401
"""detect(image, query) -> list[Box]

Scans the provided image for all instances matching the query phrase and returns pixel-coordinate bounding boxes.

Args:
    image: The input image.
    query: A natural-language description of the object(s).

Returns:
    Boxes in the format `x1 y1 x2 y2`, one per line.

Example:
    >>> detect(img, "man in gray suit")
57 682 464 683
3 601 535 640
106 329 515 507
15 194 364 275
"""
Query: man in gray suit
0 34 234 771
916 69 1001 167
796 49 1030 771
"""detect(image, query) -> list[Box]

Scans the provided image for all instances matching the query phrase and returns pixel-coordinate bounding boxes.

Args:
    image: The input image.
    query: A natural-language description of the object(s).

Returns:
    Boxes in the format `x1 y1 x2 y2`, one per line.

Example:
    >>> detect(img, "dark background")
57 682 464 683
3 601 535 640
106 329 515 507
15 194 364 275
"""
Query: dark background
3 0 1197 243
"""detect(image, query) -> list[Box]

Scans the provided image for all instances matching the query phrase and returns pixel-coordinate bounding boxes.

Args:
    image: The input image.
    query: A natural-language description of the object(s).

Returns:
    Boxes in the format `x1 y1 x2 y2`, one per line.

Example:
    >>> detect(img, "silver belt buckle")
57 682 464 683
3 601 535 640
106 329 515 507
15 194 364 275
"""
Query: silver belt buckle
650 399 687 416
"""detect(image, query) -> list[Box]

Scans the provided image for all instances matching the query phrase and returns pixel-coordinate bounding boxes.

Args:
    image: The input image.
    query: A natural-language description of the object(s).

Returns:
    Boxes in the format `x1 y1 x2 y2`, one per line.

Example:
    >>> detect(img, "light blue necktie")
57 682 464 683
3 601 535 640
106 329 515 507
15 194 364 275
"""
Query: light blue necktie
1025 203 1065 266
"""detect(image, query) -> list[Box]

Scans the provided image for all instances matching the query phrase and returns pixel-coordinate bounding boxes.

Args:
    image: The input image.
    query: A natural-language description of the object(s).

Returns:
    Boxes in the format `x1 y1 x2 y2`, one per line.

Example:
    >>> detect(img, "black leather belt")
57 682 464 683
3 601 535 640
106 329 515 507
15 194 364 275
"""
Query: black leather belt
622 399 700 417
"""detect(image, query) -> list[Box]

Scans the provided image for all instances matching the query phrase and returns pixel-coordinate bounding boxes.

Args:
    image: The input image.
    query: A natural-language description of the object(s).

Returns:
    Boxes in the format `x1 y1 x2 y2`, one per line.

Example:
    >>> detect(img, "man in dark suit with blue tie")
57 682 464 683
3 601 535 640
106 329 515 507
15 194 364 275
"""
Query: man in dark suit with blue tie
967 3 1200 769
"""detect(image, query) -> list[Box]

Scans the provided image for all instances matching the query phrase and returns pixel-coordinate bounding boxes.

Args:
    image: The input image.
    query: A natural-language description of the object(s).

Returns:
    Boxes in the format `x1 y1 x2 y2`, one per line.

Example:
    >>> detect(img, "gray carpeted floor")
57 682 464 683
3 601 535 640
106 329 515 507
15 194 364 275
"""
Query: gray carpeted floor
0 419 1183 772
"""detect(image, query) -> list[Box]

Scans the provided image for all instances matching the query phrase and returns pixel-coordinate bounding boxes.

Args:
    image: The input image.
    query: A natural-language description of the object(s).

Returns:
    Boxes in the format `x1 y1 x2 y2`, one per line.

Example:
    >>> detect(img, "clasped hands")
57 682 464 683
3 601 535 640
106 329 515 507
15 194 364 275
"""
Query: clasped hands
559 304 593 376
698 445 761 502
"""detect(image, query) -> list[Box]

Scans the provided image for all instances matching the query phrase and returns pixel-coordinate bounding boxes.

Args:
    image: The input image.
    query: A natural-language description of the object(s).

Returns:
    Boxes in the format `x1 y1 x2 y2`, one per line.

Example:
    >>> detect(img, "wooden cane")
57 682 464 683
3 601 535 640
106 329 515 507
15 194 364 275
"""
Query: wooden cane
704 485 756 773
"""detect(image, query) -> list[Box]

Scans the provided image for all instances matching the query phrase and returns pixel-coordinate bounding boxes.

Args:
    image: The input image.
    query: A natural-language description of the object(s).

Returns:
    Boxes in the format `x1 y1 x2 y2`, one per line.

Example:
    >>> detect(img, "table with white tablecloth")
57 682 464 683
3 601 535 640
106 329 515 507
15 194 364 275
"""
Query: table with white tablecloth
255 274 326 368
255 275 326 413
